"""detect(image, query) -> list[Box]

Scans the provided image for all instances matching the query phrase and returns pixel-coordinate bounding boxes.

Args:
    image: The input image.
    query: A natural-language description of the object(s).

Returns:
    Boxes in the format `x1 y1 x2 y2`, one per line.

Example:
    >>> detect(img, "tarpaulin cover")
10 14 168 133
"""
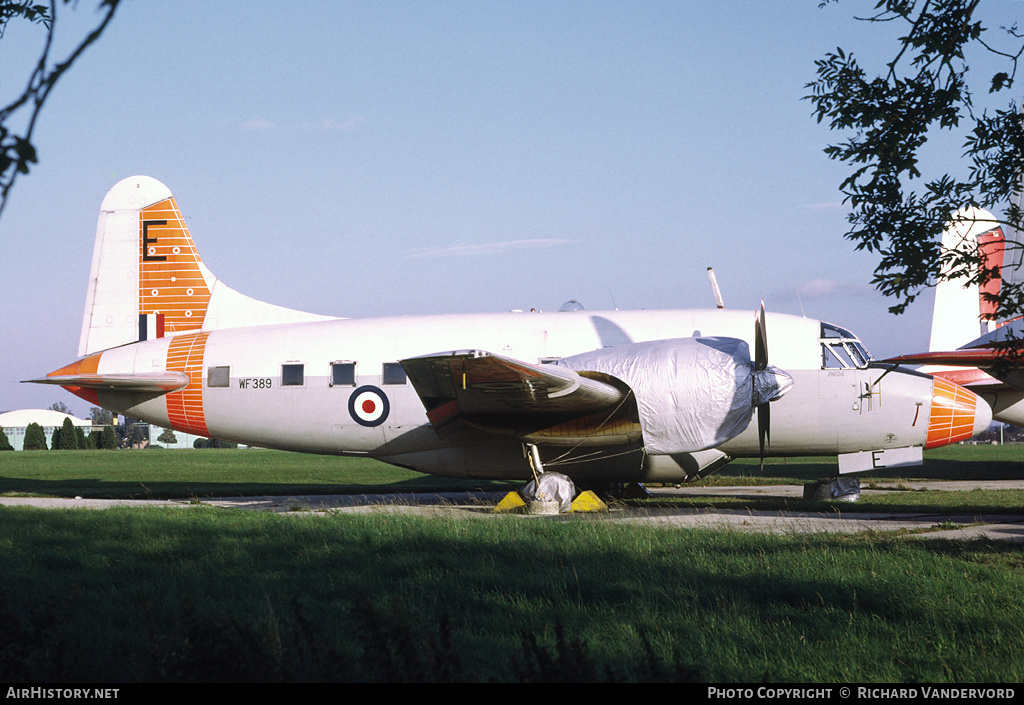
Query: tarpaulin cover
521 472 576 512
554 337 782 454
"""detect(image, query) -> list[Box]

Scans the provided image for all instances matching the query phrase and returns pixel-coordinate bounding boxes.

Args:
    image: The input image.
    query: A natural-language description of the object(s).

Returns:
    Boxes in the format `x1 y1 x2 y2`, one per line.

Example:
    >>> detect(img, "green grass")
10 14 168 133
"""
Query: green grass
1 506 1023 682
715 444 1024 484
1 445 1023 682
2 444 1022 500
0 448 517 499
5 446 1023 515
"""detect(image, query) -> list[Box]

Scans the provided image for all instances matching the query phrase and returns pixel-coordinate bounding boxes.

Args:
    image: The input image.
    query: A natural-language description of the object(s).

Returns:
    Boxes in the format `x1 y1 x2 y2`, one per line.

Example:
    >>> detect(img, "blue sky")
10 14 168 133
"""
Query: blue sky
1 1 1019 415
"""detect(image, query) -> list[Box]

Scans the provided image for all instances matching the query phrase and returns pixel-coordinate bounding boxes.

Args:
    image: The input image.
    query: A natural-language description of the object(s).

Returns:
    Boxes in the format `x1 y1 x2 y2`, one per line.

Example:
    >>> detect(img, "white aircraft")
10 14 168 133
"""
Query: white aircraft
26 176 991 482
887 207 1024 427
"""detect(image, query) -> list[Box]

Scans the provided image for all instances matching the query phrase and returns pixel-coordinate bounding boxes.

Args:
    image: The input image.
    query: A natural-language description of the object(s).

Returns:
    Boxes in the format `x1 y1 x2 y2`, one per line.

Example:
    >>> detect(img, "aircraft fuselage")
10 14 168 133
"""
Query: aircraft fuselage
52 308 986 483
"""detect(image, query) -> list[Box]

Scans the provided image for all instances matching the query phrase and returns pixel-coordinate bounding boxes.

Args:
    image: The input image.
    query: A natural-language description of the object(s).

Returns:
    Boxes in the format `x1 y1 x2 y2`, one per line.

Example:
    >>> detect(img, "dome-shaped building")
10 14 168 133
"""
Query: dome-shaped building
0 409 98 450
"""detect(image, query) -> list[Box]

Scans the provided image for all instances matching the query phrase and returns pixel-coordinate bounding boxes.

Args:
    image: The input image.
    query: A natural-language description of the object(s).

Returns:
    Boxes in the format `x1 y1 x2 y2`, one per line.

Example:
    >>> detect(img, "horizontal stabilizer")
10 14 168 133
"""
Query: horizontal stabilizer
883 349 1006 367
24 372 190 394
885 346 1024 391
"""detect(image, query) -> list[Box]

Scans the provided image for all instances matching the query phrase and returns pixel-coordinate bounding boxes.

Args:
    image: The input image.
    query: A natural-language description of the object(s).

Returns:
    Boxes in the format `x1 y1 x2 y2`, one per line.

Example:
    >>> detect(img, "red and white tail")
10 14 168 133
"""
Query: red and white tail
928 207 1006 354
78 176 336 356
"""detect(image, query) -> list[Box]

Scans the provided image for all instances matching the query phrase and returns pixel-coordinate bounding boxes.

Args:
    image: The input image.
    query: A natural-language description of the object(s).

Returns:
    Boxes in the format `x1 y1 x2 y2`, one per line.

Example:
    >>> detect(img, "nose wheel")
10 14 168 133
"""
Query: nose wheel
803 476 860 502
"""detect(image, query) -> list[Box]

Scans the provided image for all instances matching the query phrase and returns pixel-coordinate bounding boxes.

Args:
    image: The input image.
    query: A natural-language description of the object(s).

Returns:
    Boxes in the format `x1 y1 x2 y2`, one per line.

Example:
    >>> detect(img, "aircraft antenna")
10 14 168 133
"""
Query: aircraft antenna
608 289 619 310
707 267 725 309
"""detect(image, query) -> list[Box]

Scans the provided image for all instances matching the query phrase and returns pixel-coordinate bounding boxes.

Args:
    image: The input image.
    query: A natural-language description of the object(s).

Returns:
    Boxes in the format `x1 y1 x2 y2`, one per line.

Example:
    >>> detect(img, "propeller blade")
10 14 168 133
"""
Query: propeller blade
755 300 769 469
754 300 768 371
758 402 770 471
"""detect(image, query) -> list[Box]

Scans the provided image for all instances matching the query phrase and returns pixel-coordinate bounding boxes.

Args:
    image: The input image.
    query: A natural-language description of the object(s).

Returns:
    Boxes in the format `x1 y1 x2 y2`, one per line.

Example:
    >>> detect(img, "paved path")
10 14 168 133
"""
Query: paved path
2 482 1023 541
636 481 1024 540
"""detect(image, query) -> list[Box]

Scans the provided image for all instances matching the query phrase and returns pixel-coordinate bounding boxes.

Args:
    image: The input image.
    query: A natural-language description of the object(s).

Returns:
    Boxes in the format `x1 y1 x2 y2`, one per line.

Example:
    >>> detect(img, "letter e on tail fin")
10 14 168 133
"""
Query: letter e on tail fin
78 176 338 356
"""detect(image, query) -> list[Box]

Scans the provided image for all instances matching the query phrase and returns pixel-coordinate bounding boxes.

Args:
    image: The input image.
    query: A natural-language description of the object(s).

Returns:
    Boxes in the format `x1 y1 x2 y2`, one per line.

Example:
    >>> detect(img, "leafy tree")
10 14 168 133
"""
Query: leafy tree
157 428 178 445
0 427 12 451
125 421 148 448
99 425 116 450
23 421 46 450
0 0 122 221
90 407 113 426
76 426 91 449
807 0 1024 317
59 416 77 449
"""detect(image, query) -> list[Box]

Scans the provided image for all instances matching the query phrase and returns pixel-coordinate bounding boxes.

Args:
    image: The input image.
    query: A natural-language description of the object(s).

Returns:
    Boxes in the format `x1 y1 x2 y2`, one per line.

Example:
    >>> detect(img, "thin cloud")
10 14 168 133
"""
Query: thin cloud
404 238 575 259
241 117 275 132
796 278 874 298
240 115 366 133
301 116 367 133
798 202 845 213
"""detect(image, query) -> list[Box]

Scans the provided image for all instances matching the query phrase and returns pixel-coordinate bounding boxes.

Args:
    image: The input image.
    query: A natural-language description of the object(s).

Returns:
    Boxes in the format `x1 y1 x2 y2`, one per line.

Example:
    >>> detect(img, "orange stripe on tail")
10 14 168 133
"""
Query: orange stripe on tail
165 332 210 437
139 198 212 336
978 227 1006 323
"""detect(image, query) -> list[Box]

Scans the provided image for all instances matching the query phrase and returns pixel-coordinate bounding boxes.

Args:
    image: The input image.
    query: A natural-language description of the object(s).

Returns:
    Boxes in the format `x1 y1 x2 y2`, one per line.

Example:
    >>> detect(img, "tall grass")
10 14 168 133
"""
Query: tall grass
2 446 1023 681
0 449 515 498
718 444 1024 483
1 505 1023 682
2 444 1021 499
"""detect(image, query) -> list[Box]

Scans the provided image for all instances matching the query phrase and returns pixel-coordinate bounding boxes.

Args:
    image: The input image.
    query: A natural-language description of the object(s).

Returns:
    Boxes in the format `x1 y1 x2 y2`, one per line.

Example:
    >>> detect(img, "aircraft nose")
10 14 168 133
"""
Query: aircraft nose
925 377 992 449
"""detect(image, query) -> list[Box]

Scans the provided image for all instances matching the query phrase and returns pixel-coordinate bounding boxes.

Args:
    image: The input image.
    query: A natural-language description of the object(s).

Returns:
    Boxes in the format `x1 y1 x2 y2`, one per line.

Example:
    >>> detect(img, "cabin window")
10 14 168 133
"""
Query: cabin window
331 361 356 387
207 366 230 388
382 362 407 385
282 363 304 386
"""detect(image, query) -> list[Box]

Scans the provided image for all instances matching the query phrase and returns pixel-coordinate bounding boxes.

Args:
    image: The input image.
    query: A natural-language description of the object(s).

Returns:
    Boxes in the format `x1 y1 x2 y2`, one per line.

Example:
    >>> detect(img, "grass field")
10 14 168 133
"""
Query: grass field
0 447 517 499
1 445 1023 682
1 443 1021 499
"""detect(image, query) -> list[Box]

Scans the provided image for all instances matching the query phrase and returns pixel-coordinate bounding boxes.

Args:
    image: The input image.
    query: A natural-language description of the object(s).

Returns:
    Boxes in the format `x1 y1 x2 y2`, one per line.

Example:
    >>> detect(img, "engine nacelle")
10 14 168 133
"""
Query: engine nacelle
554 337 792 454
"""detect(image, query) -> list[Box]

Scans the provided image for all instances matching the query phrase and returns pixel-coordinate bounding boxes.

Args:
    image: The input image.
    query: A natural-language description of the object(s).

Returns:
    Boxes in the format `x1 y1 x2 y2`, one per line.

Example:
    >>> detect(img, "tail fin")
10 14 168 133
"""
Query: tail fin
78 176 337 356
928 206 1005 353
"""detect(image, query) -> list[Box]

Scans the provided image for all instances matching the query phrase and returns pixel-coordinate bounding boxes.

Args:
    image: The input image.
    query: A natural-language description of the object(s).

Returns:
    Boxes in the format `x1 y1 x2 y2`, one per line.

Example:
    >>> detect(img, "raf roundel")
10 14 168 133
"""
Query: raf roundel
348 385 390 427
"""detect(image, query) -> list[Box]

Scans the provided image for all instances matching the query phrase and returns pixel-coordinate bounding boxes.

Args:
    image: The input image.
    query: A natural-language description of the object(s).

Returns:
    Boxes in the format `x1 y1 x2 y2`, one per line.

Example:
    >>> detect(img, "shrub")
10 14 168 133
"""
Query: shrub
23 423 47 451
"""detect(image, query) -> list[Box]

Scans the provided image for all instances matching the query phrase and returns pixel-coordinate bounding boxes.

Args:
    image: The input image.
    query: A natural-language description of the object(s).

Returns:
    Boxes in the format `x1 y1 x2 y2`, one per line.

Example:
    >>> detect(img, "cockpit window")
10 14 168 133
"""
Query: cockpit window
820 323 872 370
821 323 856 339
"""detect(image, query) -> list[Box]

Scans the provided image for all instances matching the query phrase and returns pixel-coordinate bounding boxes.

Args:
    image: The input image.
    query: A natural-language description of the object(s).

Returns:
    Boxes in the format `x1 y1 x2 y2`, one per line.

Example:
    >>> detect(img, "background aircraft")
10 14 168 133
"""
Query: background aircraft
887 207 1024 427
26 177 990 483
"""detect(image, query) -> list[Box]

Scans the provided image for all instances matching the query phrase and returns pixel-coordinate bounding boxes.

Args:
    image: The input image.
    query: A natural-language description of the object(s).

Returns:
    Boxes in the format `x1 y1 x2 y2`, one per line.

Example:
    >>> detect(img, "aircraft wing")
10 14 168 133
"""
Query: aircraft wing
400 350 630 434
23 372 191 394
883 347 1024 391
883 349 1007 366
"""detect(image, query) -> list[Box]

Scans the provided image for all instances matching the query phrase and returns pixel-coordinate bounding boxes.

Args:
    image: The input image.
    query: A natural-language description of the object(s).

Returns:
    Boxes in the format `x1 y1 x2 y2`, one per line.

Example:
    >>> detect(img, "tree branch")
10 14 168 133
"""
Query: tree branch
0 0 121 222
